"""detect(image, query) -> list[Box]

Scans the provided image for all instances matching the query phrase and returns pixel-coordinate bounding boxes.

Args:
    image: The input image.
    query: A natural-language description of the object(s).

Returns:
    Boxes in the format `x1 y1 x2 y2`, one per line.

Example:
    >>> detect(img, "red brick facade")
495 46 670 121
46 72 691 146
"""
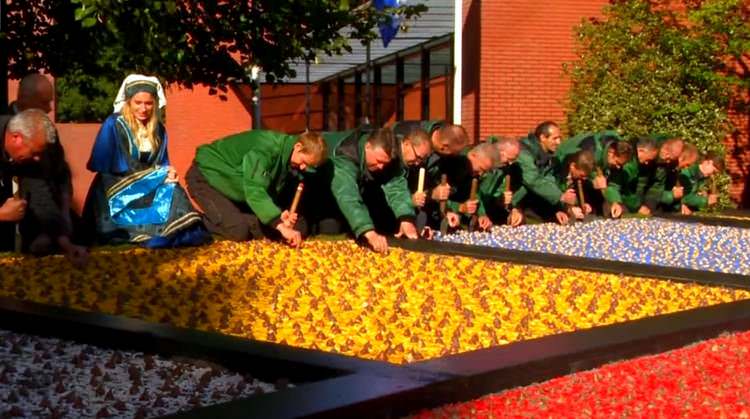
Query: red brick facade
465 0 608 139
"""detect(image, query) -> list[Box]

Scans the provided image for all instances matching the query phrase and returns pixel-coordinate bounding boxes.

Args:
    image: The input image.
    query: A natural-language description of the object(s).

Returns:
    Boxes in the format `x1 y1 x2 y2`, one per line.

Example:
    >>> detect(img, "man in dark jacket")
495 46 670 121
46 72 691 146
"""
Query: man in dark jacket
5 74 86 266
0 110 88 265
187 130 328 247
391 120 471 233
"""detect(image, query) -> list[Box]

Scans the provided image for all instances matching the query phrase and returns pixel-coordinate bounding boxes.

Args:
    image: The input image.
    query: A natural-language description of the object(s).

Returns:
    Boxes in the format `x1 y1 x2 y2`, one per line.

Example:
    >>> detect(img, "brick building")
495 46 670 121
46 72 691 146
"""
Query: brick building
9 0 749 209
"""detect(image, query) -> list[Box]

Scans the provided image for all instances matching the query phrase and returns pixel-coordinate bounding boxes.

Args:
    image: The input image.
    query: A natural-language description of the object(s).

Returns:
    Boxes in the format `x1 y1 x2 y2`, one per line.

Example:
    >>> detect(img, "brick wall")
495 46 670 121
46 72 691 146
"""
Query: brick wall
475 0 607 139
725 57 750 205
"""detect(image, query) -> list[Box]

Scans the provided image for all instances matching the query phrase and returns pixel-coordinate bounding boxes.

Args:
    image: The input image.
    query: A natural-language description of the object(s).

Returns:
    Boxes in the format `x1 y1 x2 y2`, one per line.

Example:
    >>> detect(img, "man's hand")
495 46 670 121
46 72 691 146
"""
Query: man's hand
395 221 418 239
508 208 524 227
638 205 652 216
478 215 493 231
459 200 478 215
593 175 607 190
276 224 302 248
421 226 434 240
610 202 624 219
0 197 27 222
446 212 460 228
708 194 718 206
560 189 577 206
681 204 693 215
431 184 450 201
555 211 570 225
363 230 388 253
569 206 585 220
280 210 298 228
166 166 179 183
582 203 593 215
58 236 88 268
412 191 426 208
672 186 684 200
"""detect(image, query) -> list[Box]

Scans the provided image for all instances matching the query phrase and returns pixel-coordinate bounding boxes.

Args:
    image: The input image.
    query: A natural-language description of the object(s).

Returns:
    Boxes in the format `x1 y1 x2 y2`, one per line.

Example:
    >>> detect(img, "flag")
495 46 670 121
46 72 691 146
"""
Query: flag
374 0 403 48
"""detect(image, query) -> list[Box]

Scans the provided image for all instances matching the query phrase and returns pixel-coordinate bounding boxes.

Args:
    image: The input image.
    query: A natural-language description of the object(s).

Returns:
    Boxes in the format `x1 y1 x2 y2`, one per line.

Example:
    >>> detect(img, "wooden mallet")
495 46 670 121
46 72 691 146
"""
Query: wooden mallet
468 177 479 232
288 182 304 226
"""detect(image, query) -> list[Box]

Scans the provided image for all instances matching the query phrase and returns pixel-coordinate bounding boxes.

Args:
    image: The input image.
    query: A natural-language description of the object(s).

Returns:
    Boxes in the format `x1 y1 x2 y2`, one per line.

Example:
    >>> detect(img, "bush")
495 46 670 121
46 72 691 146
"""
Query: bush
565 0 750 208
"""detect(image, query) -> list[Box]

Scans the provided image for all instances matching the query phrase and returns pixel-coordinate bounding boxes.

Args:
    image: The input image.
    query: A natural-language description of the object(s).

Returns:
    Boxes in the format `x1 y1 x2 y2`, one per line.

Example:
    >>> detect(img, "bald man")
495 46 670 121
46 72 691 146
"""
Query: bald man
10 73 55 114
4 74 86 266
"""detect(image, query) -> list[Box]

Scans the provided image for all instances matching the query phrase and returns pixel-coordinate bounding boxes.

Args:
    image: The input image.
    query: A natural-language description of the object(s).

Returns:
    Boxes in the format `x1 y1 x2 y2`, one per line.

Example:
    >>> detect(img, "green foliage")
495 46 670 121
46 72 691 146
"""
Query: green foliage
4 0 425 121
565 0 750 207
5 0 425 87
55 70 121 123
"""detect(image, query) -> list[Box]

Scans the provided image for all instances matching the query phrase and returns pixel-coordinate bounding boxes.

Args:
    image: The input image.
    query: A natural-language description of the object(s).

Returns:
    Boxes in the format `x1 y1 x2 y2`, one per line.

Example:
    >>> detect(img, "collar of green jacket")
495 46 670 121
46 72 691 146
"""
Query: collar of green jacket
324 126 378 179
520 132 555 169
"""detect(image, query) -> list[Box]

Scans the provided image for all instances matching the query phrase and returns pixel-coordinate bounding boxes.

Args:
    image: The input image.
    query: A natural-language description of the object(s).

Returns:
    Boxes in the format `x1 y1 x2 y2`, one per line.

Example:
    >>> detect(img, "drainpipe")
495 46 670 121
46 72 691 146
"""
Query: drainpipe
452 0 462 125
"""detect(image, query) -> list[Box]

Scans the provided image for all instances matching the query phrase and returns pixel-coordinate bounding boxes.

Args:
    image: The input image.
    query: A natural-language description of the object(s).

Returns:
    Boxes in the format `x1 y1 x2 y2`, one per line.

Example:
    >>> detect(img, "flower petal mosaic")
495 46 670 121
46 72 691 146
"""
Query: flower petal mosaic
0 240 747 364
437 218 750 274
414 330 750 417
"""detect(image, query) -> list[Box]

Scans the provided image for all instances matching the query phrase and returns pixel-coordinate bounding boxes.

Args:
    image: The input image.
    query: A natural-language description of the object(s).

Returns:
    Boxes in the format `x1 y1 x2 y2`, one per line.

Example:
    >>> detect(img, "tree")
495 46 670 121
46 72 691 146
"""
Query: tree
565 0 750 207
4 0 426 120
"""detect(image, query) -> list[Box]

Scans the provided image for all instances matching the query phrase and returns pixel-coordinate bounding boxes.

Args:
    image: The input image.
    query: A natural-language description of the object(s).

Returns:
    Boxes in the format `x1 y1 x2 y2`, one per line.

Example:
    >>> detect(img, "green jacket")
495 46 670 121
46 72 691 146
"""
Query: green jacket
680 164 709 210
393 120 450 194
603 157 639 206
195 130 298 226
324 128 414 237
557 130 625 204
477 135 522 215
556 130 621 177
476 163 521 216
514 132 562 206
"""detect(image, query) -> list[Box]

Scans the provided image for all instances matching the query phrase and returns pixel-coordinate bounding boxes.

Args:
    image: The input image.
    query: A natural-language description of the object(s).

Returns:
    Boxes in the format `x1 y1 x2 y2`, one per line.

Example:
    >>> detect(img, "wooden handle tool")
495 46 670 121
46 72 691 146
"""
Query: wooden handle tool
289 182 304 215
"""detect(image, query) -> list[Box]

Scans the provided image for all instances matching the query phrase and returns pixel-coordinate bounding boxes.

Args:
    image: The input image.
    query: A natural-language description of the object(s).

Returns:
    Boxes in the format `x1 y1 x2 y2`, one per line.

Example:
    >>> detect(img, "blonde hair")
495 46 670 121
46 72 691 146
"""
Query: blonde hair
120 93 160 152
297 131 328 164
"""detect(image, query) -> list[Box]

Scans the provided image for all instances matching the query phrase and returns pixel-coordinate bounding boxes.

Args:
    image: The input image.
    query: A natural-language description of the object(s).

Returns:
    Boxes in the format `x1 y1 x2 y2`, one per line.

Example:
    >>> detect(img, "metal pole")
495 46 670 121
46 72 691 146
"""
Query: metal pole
364 42 371 125
452 0 462 124
253 82 262 129
305 58 311 131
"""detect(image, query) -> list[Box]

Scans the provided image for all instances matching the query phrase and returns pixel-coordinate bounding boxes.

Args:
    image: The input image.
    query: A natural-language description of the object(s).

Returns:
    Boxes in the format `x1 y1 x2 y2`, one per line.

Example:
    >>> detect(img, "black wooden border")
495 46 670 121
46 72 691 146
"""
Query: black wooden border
389 238 750 290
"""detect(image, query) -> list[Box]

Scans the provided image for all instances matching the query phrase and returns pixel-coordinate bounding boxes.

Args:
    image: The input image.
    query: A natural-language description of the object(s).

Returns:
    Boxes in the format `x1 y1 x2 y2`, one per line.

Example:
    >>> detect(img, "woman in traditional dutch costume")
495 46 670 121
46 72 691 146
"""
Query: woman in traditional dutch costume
83 74 210 247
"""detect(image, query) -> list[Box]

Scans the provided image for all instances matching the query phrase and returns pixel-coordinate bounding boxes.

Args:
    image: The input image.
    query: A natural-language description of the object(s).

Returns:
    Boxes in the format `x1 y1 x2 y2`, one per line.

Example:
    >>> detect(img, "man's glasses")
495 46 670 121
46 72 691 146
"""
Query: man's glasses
409 142 429 165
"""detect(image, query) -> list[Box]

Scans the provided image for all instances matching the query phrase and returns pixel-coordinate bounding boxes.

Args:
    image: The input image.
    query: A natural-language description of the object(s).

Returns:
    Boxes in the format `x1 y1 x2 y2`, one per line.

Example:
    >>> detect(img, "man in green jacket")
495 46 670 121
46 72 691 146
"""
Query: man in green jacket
679 152 722 214
476 136 523 229
555 130 633 218
443 142 501 229
551 148 596 224
313 127 418 253
391 120 471 233
514 121 577 222
362 127 433 235
186 130 327 247
659 142 698 212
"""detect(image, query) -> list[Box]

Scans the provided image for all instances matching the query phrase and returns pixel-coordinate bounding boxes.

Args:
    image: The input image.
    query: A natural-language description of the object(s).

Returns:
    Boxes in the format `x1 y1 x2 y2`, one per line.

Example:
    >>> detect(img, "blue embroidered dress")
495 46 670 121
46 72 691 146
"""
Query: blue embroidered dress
84 114 210 247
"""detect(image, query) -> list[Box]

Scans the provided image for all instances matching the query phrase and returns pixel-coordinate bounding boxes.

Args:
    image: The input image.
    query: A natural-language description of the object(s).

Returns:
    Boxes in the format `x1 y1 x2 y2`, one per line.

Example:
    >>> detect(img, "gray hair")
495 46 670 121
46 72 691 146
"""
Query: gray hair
7 109 56 145
471 142 501 167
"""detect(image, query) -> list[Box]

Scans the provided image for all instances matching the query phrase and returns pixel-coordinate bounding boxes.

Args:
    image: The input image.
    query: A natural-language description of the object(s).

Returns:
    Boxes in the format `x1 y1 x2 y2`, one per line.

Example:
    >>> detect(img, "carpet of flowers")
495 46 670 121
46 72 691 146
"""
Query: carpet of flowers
413 330 750 417
437 218 750 274
0 240 747 364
